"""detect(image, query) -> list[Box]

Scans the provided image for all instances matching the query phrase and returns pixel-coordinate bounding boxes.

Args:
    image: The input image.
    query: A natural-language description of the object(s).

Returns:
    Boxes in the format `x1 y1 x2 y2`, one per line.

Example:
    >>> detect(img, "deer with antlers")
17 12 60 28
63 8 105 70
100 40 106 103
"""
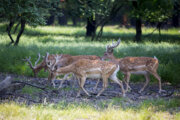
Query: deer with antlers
24 53 101 88
45 53 125 97
23 53 71 77
45 52 101 88
101 39 165 94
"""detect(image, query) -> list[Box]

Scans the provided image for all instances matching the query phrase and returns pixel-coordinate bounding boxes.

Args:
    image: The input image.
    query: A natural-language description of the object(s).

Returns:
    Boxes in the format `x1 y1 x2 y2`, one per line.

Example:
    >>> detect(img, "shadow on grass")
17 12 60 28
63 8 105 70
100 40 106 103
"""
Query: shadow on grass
0 24 179 43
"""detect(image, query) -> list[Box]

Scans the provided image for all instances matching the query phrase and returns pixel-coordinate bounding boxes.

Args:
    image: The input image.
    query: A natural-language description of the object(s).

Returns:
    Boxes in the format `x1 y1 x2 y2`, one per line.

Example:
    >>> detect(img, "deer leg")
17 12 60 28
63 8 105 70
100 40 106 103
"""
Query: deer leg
150 71 165 93
139 73 150 93
110 75 125 97
96 77 108 97
93 78 100 90
58 73 70 89
49 73 56 88
72 73 77 88
77 77 90 97
124 72 131 92
76 77 81 97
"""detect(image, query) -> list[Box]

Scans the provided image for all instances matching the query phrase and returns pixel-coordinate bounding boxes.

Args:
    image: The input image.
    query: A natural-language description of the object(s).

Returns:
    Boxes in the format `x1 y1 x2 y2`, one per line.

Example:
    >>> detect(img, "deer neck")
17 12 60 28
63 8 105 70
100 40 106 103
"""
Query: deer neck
109 55 120 64
56 64 75 74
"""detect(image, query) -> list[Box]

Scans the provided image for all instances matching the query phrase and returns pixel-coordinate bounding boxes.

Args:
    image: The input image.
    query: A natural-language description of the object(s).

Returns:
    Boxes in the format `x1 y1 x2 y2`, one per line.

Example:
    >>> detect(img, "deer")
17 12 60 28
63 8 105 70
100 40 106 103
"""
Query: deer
101 39 165 94
23 53 73 86
45 53 125 97
24 53 102 88
23 53 71 77
45 52 102 89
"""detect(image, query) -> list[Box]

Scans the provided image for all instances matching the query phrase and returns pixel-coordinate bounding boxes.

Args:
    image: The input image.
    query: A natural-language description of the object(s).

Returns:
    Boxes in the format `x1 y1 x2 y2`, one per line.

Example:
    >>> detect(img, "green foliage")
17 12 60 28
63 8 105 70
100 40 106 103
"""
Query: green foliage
21 86 43 95
131 0 173 22
78 0 111 18
0 0 60 26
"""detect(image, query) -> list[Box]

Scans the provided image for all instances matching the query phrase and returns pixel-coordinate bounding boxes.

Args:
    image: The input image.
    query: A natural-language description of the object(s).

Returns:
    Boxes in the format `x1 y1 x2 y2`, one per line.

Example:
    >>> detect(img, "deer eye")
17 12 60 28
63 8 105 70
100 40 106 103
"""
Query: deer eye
48 62 51 65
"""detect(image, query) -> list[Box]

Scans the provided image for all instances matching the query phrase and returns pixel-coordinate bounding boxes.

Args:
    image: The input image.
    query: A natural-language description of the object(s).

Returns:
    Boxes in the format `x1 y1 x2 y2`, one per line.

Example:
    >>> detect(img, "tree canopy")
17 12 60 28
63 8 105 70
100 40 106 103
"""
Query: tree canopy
0 0 61 46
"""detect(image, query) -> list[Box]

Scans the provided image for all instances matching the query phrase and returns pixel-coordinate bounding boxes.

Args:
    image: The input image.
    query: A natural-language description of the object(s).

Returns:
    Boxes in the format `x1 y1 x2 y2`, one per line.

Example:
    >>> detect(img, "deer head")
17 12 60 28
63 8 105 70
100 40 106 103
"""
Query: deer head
101 38 121 60
45 52 62 71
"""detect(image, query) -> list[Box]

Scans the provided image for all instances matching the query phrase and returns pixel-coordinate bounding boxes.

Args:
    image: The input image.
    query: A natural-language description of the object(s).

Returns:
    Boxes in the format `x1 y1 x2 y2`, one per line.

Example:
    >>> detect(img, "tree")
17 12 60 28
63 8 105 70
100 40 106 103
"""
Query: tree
172 0 180 27
131 0 173 42
0 0 60 46
77 0 126 40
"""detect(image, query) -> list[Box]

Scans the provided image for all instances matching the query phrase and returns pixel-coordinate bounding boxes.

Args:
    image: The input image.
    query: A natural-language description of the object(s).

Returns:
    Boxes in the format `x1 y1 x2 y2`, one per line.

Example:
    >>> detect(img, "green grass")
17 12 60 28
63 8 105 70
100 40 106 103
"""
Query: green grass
21 86 43 95
0 98 179 120
0 23 180 85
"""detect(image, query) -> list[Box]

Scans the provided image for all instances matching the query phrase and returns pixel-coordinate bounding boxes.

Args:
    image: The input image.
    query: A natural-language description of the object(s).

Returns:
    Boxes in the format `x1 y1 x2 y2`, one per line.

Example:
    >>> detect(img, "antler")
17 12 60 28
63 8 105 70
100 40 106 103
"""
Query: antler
45 53 62 71
45 52 50 68
23 56 34 69
106 38 121 52
23 53 41 69
35 53 41 66
52 54 62 70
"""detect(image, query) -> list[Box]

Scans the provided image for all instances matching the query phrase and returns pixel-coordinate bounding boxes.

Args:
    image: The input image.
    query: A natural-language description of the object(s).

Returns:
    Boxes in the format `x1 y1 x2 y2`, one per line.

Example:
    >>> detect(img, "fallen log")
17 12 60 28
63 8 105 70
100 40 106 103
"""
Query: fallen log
0 76 48 95
0 76 12 92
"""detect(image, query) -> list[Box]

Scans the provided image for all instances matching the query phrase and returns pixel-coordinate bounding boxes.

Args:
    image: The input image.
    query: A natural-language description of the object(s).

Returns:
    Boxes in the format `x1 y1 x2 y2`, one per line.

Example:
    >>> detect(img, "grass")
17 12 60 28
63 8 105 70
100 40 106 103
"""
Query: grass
0 98 179 120
0 23 180 85
0 23 180 119
21 86 43 95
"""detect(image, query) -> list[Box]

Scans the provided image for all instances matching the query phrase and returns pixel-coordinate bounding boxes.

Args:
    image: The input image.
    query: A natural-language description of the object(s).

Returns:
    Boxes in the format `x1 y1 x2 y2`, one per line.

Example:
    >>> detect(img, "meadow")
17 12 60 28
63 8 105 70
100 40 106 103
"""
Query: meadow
0 98 180 120
0 23 180 120
0 23 180 85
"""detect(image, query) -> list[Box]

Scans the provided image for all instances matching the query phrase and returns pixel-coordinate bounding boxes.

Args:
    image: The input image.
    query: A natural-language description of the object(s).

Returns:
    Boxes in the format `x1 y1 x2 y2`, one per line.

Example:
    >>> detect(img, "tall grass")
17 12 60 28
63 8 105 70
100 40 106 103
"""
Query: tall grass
0 23 180 84
0 98 180 120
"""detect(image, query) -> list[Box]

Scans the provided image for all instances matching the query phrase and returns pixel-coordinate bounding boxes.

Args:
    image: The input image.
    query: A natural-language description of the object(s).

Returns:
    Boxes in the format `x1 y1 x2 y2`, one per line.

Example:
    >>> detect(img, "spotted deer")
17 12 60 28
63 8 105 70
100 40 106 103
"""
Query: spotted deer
45 53 125 97
23 53 71 77
24 53 101 88
101 39 165 93
45 52 101 88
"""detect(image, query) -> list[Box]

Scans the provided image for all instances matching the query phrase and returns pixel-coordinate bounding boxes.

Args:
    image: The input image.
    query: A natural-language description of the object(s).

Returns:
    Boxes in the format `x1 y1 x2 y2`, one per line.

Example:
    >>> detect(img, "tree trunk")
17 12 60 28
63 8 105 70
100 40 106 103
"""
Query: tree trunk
46 15 55 25
172 14 179 27
157 22 162 36
13 22 20 34
172 1 180 27
58 9 67 25
135 18 142 42
6 21 15 45
133 1 142 42
14 19 26 46
123 14 128 27
86 17 96 38
72 16 77 26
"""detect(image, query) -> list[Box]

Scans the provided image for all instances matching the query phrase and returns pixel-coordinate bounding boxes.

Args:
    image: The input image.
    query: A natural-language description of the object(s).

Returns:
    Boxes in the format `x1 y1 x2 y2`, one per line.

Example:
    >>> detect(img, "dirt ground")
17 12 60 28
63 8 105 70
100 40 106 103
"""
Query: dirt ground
0 73 179 107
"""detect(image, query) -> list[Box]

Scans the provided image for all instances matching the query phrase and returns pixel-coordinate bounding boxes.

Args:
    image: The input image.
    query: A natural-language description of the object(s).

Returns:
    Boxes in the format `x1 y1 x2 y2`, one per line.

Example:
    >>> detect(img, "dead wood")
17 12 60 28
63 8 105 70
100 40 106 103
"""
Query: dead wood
0 76 12 92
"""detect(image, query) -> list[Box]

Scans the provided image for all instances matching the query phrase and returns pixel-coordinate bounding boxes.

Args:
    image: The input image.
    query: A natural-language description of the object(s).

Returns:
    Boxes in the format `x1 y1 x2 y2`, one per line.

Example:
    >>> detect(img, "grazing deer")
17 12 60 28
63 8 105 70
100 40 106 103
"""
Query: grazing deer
101 39 165 94
45 53 125 97
24 53 101 88
23 53 71 77
45 52 102 88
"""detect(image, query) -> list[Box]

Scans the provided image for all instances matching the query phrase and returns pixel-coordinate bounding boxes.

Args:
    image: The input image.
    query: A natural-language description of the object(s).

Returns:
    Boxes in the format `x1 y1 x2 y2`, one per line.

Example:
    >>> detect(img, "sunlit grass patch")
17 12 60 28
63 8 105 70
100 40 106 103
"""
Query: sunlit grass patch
0 99 179 120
